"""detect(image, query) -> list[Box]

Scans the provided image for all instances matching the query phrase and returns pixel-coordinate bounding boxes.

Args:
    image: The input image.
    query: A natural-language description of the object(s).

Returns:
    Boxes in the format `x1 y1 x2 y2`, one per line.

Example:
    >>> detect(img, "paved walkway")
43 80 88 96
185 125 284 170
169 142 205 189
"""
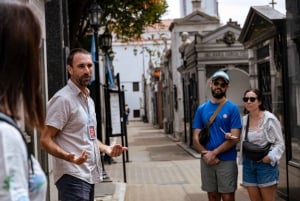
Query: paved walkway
95 121 253 201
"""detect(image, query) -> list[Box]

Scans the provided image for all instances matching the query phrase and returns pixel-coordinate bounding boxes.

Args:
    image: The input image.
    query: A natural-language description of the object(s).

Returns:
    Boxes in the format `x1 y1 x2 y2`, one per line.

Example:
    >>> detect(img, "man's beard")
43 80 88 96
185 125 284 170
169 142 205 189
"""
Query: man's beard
77 75 91 87
211 89 226 99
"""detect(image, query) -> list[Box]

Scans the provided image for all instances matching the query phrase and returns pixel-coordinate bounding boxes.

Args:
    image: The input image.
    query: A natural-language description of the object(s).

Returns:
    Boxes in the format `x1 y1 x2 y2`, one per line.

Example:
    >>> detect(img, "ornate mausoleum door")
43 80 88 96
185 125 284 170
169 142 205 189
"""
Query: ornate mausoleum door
258 62 272 112
257 45 272 112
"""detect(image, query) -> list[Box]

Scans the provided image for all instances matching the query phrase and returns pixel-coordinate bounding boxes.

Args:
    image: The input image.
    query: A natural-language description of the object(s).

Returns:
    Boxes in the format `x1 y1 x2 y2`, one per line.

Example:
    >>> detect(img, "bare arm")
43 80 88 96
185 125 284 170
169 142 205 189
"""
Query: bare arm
193 128 220 165
194 128 240 165
40 125 87 164
97 141 127 157
211 128 240 156
192 128 207 153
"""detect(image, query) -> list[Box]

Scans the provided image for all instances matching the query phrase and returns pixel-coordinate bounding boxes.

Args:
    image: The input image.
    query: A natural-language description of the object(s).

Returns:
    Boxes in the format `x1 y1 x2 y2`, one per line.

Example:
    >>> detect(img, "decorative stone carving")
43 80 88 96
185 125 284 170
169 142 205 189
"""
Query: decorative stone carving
223 31 236 45
179 32 191 58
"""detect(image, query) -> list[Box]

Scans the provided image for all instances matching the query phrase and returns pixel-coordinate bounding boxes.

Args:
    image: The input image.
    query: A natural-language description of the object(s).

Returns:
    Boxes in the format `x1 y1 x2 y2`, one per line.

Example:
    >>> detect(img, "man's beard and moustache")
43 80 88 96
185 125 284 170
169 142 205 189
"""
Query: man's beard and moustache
78 74 91 87
211 89 226 99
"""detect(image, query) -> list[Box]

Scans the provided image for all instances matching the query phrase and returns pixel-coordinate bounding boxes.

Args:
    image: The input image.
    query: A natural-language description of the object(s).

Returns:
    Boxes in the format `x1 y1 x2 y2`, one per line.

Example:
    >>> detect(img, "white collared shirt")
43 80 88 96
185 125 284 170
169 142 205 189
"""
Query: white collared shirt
46 79 102 183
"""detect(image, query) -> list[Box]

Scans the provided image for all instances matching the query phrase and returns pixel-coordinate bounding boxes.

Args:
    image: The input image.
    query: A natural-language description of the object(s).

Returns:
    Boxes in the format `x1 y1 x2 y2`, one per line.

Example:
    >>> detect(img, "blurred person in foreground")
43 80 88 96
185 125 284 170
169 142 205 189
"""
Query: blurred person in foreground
40 48 127 201
240 89 285 201
192 70 242 201
0 1 47 200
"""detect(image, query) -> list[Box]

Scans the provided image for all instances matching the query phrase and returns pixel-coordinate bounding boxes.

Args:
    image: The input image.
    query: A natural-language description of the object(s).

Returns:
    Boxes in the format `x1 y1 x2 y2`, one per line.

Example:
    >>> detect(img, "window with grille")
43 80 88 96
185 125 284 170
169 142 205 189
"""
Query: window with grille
133 109 140 118
133 82 139 92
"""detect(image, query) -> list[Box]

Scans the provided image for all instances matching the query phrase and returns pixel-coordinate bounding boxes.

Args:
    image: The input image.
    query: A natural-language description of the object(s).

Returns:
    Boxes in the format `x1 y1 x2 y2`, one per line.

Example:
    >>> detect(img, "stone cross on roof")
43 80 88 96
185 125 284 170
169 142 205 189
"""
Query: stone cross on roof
269 0 277 8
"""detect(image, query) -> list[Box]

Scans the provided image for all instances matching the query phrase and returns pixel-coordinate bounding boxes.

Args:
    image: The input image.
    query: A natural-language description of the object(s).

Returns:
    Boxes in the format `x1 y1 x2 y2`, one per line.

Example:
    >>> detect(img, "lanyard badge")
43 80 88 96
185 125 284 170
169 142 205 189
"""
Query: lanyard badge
87 110 96 140
88 123 96 140
84 100 96 140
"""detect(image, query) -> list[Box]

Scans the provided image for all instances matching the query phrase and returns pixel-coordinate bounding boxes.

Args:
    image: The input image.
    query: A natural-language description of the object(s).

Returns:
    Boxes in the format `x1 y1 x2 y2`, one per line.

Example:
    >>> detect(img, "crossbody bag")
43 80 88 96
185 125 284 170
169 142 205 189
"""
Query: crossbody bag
242 115 272 161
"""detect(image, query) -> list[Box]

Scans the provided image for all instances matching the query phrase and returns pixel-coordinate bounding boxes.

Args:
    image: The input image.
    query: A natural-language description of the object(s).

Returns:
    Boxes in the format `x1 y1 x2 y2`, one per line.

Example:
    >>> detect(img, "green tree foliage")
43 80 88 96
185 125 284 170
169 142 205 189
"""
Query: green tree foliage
68 0 168 48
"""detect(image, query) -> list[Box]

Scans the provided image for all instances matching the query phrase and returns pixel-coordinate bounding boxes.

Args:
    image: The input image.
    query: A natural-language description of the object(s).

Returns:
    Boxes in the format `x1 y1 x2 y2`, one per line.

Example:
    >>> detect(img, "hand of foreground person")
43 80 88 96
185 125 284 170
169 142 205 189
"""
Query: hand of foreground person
107 144 128 157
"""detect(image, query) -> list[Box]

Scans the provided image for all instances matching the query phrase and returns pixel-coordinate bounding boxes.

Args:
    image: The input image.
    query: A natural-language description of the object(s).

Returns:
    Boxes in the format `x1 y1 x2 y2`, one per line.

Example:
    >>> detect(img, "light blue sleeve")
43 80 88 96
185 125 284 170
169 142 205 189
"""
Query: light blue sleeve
28 156 47 201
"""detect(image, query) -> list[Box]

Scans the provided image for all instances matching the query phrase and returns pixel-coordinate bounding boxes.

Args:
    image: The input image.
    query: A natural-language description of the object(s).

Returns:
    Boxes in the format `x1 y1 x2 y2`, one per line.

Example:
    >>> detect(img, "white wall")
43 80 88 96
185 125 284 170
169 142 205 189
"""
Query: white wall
112 44 144 120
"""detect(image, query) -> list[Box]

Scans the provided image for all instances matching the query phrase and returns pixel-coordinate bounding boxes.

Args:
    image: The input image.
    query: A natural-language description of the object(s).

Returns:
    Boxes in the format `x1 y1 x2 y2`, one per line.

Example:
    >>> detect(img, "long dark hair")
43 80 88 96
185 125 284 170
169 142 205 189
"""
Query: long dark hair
243 88 266 114
0 2 45 130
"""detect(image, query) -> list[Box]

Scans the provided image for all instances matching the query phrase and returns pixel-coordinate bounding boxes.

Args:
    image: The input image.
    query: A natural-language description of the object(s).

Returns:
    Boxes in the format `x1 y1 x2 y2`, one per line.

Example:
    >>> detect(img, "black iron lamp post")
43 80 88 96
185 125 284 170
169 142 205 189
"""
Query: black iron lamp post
99 27 113 166
88 1 103 29
88 1 111 181
88 0 103 141
99 26 112 52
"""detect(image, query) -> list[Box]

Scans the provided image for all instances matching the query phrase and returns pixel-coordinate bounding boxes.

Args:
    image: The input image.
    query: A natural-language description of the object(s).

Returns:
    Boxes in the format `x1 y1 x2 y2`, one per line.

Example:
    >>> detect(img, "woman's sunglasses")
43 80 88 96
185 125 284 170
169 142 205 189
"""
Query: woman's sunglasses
213 81 227 88
243 97 257 102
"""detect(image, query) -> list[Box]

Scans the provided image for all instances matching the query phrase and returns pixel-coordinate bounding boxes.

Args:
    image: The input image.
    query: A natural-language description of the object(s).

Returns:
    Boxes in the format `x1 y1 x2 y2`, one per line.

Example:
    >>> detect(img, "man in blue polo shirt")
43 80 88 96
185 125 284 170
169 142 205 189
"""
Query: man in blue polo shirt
193 70 242 201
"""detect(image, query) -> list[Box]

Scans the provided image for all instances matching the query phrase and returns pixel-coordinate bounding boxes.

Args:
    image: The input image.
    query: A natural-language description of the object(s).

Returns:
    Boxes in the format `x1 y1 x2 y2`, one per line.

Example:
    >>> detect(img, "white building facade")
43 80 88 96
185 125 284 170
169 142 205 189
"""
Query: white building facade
112 21 172 123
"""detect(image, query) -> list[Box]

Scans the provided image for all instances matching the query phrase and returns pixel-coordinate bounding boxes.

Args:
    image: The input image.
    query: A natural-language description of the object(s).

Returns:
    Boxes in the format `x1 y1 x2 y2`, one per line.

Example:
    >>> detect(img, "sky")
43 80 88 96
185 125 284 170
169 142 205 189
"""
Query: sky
163 0 286 27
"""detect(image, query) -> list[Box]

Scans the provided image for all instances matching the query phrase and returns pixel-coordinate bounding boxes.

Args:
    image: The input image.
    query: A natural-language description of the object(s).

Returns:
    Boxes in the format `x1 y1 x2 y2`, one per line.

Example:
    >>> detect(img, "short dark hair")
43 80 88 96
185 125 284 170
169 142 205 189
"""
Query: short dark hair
243 88 266 114
67 48 91 66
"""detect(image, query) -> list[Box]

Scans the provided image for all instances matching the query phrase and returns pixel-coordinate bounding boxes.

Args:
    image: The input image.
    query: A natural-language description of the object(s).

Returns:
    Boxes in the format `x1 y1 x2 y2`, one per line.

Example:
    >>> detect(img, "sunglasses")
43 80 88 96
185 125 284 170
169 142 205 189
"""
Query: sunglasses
213 81 227 88
243 97 257 102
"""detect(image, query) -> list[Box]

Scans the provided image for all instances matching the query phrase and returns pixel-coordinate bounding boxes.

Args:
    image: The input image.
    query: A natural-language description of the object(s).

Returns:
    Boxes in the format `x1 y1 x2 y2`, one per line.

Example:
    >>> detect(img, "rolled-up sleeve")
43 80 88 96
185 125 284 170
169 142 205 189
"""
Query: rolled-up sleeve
266 118 285 166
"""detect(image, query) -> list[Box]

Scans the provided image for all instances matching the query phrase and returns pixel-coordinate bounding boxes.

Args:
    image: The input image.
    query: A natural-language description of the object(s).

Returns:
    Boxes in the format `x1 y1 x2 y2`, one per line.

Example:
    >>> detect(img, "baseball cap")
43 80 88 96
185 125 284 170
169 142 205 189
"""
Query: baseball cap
211 71 229 84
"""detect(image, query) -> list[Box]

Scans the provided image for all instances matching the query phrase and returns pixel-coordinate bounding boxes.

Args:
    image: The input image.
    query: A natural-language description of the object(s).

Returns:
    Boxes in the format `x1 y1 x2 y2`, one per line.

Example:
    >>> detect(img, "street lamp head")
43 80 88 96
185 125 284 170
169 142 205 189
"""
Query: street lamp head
133 48 138 56
99 26 112 52
88 0 103 29
108 49 115 60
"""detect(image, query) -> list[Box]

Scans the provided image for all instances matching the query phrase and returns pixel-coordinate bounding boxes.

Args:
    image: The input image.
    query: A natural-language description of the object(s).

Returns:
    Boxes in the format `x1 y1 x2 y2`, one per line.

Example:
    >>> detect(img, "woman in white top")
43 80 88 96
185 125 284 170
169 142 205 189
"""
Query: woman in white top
239 89 285 201
0 1 47 200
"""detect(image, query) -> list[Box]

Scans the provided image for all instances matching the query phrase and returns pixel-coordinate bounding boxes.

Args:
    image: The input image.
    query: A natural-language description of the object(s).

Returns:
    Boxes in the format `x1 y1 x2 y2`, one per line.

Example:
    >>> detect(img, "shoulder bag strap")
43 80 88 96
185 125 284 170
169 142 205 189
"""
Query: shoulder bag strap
0 113 25 139
0 113 33 172
206 99 227 127
245 115 249 140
